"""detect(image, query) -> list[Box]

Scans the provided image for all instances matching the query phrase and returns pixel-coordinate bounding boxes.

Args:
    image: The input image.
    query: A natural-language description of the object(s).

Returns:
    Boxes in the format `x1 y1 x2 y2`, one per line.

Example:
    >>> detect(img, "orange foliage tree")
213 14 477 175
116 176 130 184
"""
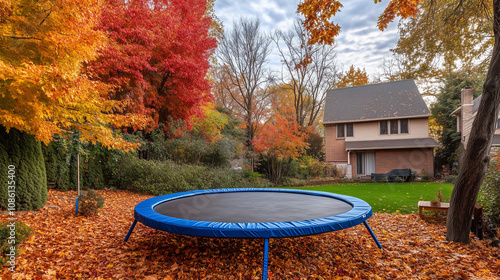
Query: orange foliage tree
0 0 150 151
253 114 309 184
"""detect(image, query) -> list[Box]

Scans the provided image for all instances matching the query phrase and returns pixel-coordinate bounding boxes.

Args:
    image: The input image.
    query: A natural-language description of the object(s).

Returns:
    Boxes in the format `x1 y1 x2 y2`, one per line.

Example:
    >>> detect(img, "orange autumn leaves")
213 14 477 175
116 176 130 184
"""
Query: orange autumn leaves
253 114 308 161
298 0 423 45
3 189 500 279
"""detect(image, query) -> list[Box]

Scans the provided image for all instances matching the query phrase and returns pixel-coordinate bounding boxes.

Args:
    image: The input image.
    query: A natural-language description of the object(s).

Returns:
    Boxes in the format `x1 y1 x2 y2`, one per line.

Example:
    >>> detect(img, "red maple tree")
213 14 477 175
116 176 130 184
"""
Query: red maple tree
87 0 217 130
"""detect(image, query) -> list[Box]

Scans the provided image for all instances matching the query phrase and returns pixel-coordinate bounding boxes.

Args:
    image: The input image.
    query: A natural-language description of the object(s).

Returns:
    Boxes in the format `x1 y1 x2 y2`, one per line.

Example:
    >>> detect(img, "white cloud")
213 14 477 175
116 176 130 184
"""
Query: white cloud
214 0 400 79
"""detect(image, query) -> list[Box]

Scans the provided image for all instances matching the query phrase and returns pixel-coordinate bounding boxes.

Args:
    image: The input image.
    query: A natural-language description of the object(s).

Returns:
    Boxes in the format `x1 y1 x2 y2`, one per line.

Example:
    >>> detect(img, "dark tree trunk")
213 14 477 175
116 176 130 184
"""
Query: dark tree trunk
446 0 500 243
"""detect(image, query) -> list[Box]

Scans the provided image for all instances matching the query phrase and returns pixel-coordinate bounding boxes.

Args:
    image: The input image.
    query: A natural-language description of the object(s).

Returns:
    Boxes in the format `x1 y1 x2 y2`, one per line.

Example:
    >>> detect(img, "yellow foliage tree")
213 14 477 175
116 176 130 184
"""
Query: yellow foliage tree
335 65 370 88
0 0 151 151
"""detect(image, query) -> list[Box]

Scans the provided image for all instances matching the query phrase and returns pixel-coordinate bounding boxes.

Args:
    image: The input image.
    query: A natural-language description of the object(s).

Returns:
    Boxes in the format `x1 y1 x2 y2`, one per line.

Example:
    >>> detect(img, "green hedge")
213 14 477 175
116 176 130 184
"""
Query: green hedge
0 127 47 210
108 154 271 195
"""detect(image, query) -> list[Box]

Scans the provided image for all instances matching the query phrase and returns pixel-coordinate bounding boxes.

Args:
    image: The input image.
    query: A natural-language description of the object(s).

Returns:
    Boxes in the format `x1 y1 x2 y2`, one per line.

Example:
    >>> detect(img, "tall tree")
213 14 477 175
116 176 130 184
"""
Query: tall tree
0 0 148 150
274 19 338 128
391 0 492 80
335 65 370 88
216 18 274 150
87 0 217 130
298 0 499 243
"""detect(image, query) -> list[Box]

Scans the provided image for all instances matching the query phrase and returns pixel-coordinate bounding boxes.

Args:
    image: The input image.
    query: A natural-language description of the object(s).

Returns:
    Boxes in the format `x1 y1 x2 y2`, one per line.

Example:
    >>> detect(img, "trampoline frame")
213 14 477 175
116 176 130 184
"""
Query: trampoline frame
125 188 382 279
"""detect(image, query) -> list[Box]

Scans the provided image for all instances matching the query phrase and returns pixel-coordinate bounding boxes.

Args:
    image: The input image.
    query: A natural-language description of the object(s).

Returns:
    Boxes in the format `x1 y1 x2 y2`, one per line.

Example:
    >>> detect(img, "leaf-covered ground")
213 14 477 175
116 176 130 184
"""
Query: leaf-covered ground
2 189 500 279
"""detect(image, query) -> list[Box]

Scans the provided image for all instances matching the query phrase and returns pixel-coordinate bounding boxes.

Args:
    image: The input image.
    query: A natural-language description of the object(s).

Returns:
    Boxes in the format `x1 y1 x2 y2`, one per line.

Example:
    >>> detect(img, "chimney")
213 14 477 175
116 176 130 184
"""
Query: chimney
461 87 474 106
461 87 474 149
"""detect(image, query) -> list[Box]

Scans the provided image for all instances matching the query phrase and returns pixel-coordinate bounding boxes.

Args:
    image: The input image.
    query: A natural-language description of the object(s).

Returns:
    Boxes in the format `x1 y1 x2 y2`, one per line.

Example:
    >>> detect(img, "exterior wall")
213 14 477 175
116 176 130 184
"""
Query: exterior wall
350 148 434 178
324 124 348 163
375 149 434 176
346 118 430 142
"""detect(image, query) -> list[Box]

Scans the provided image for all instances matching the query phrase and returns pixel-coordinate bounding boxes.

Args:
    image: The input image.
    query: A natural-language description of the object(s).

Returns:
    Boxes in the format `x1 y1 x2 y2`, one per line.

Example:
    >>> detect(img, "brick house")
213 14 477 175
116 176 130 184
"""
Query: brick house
451 87 500 150
323 79 439 179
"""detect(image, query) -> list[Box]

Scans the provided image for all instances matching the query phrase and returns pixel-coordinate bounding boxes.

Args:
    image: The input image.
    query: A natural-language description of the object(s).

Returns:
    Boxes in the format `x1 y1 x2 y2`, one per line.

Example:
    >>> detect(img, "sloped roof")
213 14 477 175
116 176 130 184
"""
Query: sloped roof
323 79 430 124
345 138 440 151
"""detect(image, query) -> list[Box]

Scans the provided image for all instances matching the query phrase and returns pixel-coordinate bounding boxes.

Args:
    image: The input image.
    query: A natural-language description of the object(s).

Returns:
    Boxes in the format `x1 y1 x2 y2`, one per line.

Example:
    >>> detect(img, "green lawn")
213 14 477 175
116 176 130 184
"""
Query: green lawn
282 182 454 214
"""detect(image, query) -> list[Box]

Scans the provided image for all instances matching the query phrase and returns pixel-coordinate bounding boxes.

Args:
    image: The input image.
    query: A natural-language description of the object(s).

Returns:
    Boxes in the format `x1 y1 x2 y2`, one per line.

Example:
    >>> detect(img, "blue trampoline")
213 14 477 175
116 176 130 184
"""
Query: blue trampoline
125 188 382 279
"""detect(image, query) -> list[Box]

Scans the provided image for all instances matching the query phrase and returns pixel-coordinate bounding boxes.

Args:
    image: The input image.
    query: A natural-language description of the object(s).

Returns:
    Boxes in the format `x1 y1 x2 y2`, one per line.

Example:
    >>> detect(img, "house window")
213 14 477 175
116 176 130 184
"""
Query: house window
337 123 354 138
380 121 388 135
346 123 354 137
380 119 409 135
497 119 500 129
400 119 409 133
337 124 345 138
390 120 399 134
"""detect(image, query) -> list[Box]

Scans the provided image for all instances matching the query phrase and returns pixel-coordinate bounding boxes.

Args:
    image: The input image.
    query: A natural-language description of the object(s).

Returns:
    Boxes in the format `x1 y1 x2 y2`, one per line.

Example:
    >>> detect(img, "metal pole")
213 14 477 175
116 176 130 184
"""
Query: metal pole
77 153 80 195
262 238 269 280
363 221 383 249
76 153 80 215
124 220 138 242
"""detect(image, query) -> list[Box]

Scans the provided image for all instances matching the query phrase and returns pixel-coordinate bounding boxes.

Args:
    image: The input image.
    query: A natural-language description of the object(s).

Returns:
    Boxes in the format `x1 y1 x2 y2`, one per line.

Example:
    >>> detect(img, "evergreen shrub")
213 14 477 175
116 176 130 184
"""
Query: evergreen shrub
0 221 32 265
78 189 105 216
42 140 70 190
0 127 47 210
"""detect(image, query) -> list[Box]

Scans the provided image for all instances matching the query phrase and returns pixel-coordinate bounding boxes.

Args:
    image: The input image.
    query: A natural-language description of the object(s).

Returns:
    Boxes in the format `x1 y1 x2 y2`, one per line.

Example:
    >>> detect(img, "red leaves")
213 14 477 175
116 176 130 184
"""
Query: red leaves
88 0 217 129
3 190 499 279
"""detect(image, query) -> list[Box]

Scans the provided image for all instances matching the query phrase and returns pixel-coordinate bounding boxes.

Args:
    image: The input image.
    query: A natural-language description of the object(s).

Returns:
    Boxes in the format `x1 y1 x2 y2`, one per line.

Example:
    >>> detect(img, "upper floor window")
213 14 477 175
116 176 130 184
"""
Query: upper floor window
380 119 409 135
337 123 353 138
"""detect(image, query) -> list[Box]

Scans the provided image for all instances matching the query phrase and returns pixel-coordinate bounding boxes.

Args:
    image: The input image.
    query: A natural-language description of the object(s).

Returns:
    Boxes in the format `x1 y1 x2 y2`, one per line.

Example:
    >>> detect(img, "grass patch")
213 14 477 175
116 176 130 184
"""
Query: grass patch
283 182 453 214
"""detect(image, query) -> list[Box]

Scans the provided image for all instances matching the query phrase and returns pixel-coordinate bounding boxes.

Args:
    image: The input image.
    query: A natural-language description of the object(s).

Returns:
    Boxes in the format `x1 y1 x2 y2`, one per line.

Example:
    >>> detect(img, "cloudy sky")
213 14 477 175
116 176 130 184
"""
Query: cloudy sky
214 0 400 79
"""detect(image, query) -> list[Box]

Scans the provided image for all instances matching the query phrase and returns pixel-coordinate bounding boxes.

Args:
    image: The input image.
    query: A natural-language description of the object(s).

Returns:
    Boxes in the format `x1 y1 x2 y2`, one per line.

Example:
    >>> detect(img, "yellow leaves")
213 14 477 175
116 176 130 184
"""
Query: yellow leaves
335 65 370 88
0 0 148 151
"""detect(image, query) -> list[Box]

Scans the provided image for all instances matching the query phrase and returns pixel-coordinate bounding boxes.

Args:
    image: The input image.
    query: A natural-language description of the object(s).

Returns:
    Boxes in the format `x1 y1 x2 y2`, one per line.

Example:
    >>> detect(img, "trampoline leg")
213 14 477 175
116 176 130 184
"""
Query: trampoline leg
363 221 383 249
124 220 138 242
262 238 269 280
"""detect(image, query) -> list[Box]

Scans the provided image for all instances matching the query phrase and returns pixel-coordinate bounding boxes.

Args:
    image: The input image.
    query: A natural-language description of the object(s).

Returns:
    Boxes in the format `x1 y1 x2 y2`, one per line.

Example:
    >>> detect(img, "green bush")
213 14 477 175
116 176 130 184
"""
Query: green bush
0 221 32 265
0 127 47 210
444 175 458 184
108 154 271 195
42 140 70 190
478 157 500 227
420 175 433 182
137 126 240 168
78 189 105 216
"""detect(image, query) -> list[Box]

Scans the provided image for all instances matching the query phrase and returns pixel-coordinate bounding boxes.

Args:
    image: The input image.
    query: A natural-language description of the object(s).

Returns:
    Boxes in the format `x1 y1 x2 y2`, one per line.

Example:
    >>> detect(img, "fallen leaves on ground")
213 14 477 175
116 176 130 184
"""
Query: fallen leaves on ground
1 189 499 279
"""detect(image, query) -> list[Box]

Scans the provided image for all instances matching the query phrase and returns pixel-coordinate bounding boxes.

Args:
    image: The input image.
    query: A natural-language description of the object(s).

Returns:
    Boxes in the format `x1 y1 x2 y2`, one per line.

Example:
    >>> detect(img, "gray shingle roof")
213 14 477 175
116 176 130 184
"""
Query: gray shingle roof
323 79 430 124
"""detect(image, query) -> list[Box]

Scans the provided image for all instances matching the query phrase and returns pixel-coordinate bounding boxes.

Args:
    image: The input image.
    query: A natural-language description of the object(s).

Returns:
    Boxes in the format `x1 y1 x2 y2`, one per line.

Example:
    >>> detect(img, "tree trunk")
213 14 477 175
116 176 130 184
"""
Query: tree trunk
446 0 500 243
